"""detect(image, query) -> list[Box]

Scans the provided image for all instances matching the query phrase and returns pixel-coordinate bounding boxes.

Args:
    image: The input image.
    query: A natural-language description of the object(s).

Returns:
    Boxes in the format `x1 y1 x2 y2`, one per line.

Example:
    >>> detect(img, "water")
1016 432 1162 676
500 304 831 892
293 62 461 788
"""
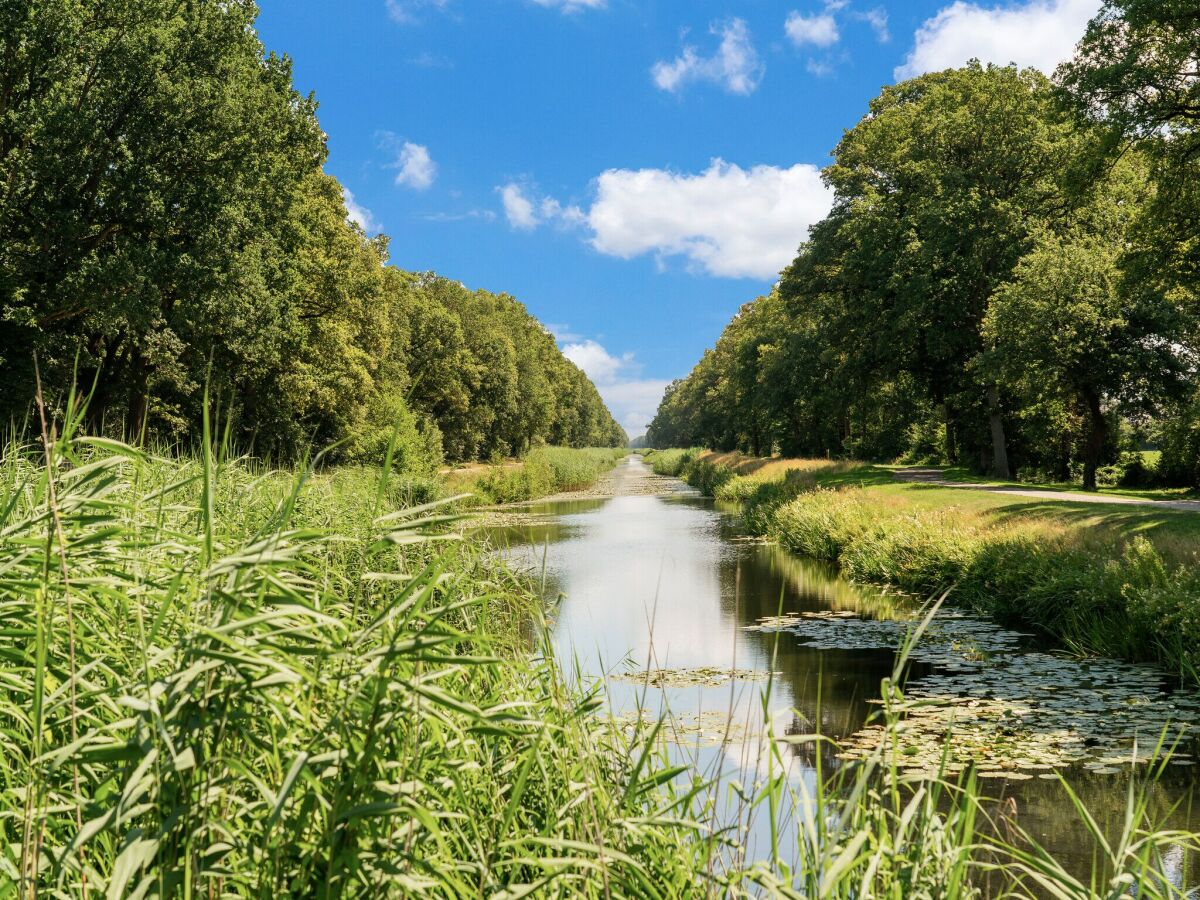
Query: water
480 455 1199 885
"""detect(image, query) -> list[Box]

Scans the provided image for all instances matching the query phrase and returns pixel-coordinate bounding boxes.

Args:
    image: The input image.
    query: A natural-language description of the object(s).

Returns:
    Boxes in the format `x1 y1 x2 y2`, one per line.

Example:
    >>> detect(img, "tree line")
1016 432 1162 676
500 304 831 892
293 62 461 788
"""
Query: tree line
647 1 1200 491
0 0 625 464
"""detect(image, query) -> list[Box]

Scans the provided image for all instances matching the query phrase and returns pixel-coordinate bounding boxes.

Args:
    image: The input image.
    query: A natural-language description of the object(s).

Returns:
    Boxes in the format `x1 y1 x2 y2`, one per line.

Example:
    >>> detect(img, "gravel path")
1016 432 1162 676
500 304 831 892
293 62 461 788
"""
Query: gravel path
892 467 1200 512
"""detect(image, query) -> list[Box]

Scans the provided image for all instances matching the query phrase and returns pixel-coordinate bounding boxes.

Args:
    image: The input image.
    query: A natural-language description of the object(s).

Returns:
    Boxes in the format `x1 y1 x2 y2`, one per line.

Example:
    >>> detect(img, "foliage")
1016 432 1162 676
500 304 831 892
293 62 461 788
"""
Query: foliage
0 1 625 464
644 447 703 477
448 446 628 505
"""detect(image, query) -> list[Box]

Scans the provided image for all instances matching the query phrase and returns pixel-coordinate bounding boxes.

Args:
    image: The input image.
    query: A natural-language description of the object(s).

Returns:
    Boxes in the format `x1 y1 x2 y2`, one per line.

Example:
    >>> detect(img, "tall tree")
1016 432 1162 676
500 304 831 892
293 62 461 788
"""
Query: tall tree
983 161 1189 489
0 0 323 431
817 63 1081 476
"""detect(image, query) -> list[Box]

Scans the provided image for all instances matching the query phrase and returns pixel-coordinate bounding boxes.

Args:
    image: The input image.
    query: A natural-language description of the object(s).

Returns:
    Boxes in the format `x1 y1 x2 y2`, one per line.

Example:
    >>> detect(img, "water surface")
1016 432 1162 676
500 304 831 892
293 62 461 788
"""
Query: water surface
482 455 1199 884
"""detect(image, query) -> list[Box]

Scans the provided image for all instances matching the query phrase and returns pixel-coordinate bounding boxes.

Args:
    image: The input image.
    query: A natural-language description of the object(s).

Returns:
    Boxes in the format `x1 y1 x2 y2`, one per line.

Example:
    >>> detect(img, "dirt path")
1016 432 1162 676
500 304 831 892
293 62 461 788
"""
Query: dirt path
892 467 1200 512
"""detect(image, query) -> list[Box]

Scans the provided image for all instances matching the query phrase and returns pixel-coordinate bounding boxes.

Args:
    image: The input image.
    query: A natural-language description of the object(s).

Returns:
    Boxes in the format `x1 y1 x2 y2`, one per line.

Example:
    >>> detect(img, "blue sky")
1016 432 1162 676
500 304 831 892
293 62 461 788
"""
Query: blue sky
256 0 1098 437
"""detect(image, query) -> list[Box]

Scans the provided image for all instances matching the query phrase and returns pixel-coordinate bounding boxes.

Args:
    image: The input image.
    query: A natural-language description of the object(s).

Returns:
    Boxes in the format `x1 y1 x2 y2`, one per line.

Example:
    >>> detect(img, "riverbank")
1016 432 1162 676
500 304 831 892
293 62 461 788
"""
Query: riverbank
443 445 630 504
649 449 1200 686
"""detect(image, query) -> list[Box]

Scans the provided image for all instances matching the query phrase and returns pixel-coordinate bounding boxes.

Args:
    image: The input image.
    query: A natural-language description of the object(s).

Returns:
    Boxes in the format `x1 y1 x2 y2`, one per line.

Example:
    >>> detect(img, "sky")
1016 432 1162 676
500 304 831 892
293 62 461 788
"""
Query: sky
255 0 1101 438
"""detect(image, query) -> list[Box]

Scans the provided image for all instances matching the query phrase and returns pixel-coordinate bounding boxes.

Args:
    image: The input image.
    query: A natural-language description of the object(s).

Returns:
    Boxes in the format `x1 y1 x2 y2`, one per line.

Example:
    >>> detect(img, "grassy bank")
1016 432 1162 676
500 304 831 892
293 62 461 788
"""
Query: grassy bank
662 450 1200 687
446 446 629 504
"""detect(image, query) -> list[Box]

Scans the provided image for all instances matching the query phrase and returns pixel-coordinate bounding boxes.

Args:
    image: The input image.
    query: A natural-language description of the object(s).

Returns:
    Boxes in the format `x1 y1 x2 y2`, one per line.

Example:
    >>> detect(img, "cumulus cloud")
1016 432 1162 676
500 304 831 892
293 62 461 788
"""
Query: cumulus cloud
784 9 840 47
652 19 764 96
562 339 633 385
386 141 437 190
586 159 833 279
560 337 671 435
895 0 1100 79
342 188 379 233
498 182 585 231
499 183 538 230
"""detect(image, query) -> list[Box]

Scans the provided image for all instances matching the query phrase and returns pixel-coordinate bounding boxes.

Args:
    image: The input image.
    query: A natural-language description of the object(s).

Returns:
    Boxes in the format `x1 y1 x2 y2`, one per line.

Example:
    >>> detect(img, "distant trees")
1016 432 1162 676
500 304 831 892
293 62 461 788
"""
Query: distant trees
650 10 1200 488
0 0 624 462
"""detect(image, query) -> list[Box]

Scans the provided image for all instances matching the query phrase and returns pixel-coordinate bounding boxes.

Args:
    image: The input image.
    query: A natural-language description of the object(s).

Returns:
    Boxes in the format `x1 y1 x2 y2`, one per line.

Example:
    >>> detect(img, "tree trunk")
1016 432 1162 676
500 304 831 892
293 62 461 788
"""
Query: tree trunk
1081 387 1106 492
987 384 1010 480
942 404 958 464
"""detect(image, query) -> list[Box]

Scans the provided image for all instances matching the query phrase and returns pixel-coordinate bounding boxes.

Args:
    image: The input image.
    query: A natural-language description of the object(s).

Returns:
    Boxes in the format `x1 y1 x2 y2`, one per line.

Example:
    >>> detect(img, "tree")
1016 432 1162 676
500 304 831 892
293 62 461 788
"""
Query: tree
0 0 323 432
817 63 1082 476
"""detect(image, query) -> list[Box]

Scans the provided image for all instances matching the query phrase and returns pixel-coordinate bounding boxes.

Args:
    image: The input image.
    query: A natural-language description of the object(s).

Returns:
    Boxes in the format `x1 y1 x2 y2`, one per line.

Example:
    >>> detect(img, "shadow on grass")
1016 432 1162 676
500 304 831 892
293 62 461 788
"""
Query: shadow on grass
897 485 1200 544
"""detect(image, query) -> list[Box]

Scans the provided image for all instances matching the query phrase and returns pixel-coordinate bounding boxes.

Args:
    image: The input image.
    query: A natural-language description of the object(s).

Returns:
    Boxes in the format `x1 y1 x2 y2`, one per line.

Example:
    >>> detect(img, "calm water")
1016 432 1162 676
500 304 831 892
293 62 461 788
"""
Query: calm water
482 455 1199 887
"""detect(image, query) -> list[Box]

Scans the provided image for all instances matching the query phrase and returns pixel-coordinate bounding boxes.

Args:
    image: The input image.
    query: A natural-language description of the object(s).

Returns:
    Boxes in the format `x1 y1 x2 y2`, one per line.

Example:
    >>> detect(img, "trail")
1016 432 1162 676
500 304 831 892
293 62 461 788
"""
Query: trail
893 467 1200 512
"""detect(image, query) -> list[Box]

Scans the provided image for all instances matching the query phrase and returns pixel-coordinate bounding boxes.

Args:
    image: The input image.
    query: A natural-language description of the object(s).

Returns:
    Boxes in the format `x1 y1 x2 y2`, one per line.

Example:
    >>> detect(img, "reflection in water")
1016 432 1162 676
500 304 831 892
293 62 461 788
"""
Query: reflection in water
479 455 1199 886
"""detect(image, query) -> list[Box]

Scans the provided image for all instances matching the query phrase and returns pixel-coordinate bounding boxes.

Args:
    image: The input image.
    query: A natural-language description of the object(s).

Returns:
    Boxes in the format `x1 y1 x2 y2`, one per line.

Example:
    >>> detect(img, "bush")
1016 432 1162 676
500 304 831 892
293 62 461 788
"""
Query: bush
682 459 733 496
345 391 443 475
1158 396 1200 487
465 446 628 504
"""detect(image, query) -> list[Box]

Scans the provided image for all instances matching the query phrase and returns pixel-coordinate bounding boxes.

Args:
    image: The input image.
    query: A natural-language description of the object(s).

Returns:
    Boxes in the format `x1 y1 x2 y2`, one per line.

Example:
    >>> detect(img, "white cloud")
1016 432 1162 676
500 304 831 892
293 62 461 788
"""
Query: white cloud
652 19 764 96
387 141 437 190
546 323 583 343
896 0 1100 79
499 183 538 230
586 159 833 279
420 208 497 222
499 182 586 231
603 379 673 436
560 337 671 435
530 0 605 10
562 339 633 385
342 188 379 233
785 10 840 47
386 0 450 24
857 7 890 43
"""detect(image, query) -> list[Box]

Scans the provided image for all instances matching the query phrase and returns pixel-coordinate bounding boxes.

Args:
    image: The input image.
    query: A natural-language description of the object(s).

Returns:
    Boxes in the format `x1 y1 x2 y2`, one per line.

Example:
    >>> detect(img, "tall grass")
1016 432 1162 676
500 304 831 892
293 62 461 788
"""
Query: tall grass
0 412 701 896
644 448 703 477
450 446 628 504
764 488 1200 683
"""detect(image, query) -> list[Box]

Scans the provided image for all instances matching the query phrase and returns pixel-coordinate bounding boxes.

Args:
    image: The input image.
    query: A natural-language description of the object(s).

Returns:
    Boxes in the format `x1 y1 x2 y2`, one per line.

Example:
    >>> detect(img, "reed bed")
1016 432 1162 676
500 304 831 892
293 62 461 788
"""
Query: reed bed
0 404 699 897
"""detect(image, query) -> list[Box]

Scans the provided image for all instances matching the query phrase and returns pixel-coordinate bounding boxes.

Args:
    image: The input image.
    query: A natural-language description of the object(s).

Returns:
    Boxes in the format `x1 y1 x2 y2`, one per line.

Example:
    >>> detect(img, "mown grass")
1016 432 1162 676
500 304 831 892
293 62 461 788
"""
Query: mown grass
917 463 1200 503
446 446 629 504
667 450 1200 687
